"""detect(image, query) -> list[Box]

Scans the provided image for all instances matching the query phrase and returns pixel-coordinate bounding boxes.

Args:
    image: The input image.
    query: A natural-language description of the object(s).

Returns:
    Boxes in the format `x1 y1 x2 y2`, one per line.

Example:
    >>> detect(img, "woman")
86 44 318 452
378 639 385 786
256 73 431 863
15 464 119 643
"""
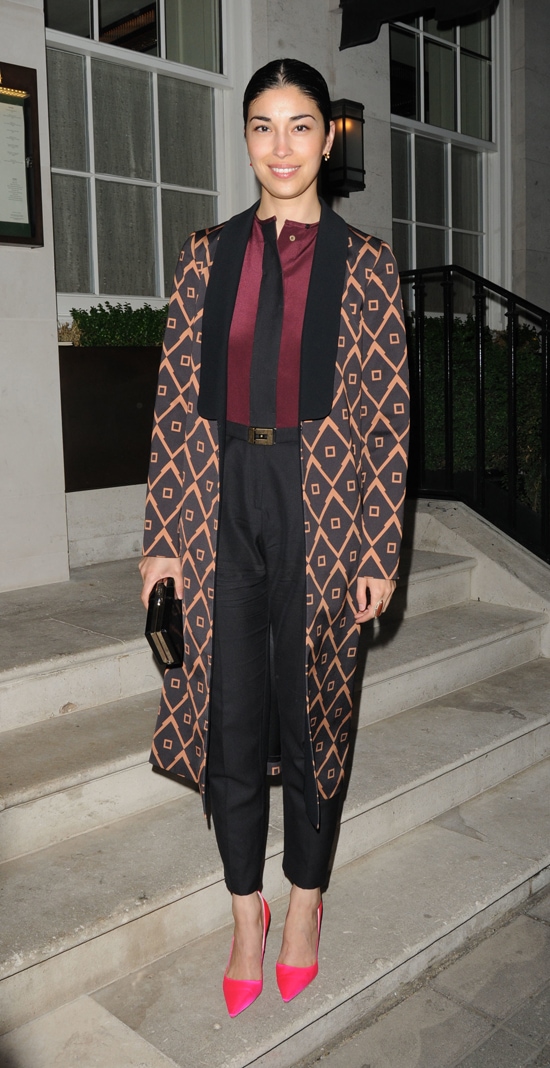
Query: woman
140 58 409 1017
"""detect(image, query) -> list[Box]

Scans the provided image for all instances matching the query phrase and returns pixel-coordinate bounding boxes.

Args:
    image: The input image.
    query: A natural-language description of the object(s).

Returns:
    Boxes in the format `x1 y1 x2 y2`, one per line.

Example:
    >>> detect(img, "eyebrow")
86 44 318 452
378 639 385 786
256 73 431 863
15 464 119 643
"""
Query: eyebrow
248 113 318 123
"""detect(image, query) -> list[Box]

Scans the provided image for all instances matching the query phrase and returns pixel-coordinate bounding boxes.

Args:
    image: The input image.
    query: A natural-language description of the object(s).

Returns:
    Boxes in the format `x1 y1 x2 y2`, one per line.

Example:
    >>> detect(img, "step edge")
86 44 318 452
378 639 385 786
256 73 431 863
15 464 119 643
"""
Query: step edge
360 615 546 688
0 637 149 687
2 730 549 978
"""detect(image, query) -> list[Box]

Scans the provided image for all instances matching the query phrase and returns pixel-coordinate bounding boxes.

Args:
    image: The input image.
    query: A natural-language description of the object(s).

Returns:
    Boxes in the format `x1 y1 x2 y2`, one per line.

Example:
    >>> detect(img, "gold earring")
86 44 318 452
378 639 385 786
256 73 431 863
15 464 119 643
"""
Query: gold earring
324 152 330 162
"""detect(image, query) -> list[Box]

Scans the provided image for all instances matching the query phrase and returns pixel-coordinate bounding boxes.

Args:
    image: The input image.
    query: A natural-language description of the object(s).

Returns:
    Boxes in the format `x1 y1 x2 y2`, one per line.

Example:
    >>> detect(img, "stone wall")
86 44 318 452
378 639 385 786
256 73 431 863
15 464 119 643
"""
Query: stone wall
249 0 393 244
511 0 550 310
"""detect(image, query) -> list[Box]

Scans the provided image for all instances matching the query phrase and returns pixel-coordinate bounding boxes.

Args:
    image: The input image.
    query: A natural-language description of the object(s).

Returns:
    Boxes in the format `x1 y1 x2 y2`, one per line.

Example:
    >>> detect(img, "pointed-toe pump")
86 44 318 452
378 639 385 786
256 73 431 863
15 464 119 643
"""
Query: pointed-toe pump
223 892 271 1018
276 901 323 1003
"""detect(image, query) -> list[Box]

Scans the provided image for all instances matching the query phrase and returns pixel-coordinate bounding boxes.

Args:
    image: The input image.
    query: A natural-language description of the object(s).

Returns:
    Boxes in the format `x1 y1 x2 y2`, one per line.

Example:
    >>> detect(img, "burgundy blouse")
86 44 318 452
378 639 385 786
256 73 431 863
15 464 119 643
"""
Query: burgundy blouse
226 215 318 427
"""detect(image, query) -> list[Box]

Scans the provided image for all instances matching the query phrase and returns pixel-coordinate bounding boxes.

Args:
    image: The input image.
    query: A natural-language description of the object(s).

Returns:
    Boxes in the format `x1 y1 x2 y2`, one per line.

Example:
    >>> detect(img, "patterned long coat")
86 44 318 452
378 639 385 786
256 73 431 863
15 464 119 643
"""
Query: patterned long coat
143 200 409 825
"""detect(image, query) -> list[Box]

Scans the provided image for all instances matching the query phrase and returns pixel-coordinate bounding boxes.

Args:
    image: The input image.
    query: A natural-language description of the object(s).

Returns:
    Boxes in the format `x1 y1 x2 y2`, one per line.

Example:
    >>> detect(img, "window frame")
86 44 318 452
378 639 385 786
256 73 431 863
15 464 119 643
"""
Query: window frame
390 10 501 282
47 0 256 316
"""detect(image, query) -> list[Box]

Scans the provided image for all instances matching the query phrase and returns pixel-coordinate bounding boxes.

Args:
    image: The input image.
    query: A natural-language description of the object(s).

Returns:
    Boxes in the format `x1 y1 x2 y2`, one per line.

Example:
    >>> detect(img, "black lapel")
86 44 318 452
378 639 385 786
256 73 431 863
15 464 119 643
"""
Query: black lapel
299 200 349 421
197 198 349 423
197 202 259 419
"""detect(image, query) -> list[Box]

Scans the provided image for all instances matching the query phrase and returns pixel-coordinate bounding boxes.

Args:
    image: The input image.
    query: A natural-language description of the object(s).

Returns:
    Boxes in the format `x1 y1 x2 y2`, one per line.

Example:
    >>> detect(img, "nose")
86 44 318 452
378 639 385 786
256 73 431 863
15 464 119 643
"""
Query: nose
273 130 291 158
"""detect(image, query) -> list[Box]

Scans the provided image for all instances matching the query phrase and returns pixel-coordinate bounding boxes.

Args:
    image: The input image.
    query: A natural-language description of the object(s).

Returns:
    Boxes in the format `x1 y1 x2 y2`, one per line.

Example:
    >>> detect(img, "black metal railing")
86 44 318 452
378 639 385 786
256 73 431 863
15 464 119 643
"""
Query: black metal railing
401 264 550 563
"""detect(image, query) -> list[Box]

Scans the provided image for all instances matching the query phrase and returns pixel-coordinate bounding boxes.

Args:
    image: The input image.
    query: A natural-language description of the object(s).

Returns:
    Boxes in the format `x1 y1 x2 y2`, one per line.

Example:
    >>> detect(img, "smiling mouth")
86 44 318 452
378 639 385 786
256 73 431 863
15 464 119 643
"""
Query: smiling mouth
269 166 300 178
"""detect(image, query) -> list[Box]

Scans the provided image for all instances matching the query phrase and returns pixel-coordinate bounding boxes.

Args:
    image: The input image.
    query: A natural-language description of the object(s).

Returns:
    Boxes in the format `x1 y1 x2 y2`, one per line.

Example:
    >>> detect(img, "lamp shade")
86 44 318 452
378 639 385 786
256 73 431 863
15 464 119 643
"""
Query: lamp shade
326 99 365 195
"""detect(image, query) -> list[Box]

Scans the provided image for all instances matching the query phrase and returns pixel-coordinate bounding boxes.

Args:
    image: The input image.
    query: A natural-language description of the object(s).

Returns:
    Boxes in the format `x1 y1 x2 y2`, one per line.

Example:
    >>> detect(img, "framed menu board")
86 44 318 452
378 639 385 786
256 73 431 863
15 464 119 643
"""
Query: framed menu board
0 62 43 246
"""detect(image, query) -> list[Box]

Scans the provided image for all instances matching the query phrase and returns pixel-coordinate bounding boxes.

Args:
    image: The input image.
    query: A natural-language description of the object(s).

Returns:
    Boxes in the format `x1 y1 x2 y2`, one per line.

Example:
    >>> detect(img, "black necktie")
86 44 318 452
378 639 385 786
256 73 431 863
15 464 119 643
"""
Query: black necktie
249 220 284 426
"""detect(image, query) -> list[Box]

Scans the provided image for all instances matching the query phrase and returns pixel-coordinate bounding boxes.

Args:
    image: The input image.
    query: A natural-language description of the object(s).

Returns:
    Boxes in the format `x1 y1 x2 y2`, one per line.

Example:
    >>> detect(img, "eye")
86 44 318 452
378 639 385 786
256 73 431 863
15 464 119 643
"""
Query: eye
294 124 310 132
252 124 270 133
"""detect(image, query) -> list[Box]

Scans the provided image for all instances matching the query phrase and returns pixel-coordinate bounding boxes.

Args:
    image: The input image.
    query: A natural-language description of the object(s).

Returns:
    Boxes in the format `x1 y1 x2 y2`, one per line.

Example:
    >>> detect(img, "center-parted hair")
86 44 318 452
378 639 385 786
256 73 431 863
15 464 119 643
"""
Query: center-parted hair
243 58 332 134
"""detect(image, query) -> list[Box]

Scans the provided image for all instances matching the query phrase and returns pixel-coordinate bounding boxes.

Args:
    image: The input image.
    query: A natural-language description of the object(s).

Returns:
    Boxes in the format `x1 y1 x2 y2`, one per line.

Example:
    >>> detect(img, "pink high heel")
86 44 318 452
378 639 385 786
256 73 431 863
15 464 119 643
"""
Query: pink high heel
223 892 271 1018
276 901 323 1002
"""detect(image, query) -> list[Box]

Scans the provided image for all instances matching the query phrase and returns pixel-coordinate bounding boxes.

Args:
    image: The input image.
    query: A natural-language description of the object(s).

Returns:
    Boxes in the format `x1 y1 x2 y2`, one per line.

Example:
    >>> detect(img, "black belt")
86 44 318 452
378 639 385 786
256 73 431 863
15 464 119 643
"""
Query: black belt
226 421 299 445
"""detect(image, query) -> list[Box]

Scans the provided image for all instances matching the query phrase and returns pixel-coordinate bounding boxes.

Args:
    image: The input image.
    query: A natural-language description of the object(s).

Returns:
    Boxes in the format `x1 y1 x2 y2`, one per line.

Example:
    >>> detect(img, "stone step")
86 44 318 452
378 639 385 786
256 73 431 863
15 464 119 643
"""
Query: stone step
90 758 550 1068
0 559 155 733
1 657 549 1033
0 596 540 861
357 600 544 724
0 691 184 861
2 757 548 1067
0 551 473 732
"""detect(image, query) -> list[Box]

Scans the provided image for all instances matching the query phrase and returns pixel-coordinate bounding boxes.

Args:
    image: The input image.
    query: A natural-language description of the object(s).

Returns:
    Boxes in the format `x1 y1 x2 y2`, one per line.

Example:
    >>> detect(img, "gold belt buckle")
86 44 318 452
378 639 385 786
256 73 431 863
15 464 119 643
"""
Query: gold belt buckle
248 426 275 445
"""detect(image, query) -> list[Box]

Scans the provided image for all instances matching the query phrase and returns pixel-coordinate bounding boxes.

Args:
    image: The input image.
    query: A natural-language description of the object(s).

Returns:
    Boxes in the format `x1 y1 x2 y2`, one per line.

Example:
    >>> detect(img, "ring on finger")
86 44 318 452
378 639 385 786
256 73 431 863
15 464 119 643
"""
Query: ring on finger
374 598 384 619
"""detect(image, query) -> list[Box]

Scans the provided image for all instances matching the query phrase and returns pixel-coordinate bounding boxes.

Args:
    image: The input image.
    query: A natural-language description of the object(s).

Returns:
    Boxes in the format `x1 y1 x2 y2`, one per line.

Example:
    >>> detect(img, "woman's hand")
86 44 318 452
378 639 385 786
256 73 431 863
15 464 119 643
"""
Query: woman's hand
354 576 396 624
139 556 184 609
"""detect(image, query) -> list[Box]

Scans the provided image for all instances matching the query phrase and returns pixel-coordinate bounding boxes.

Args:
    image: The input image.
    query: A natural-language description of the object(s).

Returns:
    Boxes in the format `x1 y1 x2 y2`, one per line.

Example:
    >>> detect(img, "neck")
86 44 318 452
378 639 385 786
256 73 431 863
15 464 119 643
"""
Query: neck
256 189 322 235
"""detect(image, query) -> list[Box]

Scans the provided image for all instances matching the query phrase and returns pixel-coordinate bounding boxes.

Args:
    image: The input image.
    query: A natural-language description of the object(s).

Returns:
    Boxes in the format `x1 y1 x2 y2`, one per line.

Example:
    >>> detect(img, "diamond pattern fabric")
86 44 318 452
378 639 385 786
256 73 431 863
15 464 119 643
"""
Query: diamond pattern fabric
143 213 409 806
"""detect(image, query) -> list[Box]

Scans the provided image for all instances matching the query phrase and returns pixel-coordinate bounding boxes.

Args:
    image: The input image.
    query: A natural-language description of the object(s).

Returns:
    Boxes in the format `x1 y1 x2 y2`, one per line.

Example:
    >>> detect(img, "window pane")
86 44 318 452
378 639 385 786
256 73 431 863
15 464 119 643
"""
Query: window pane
425 41 456 130
165 0 222 74
391 129 410 220
416 225 446 268
96 181 156 295
47 49 88 172
162 190 216 296
51 174 91 293
453 232 481 273
423 18 455 42
99 0 159 55
461 16 491 57
452 146 481 231
92 60 153 180
44 0 91 37
390 28 419 120
416 137 446 226
461 54 491 139
158 76 215 188
392 221 412 273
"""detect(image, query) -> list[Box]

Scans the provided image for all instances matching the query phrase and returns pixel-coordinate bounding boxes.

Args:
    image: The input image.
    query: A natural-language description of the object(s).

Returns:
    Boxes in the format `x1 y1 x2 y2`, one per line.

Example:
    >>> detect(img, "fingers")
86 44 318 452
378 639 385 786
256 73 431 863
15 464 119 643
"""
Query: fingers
139 557 184 608
354 577 396 624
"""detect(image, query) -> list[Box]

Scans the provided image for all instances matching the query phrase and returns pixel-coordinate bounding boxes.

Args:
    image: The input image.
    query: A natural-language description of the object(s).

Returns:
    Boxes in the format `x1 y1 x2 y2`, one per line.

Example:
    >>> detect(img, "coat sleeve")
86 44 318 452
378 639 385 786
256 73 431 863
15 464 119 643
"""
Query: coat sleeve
358 240 410 580
142 235 201 558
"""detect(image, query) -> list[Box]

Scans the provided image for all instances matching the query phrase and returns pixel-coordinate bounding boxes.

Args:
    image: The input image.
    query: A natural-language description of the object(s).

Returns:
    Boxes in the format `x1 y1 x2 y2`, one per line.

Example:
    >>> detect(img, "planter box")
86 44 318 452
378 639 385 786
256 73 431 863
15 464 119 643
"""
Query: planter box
59 346 161 492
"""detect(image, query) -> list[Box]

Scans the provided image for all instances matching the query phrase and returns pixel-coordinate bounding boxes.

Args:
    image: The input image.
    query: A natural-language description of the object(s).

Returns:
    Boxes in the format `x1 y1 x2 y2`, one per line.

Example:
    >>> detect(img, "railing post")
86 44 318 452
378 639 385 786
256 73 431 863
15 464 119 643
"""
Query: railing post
506 298 518 528
474 280 486 509
541 314 550 561
442 269 454 493
413 271 426 491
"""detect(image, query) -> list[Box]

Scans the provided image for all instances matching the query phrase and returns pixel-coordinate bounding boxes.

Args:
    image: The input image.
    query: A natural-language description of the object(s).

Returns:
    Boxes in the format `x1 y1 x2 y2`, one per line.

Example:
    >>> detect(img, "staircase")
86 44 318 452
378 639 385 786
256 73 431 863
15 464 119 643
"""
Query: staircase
0 499 549 1067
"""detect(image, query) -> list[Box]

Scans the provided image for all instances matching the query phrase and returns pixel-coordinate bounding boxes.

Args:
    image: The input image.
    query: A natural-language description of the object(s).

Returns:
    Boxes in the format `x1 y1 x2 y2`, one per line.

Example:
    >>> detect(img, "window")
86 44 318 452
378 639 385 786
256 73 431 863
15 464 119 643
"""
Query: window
47 47 217 299
45 14 222 299
390 13 494 287
390 14 492 138
45 0 222 74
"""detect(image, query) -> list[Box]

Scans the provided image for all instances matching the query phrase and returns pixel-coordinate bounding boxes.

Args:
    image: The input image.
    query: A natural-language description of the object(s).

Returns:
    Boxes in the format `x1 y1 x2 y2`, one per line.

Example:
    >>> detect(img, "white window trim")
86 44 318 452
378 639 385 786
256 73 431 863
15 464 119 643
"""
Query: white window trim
391 3 514 289
49 0 257 319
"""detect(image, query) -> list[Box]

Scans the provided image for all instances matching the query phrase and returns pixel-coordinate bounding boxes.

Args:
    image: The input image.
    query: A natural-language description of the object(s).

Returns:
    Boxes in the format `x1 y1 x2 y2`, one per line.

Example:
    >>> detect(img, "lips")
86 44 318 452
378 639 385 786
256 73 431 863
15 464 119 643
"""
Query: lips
269 166 300 178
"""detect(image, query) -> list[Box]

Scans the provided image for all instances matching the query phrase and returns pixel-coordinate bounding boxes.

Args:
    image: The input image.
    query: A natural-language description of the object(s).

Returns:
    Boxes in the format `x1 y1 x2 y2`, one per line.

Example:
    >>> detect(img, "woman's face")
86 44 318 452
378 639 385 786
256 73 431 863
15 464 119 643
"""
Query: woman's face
245 85 334 209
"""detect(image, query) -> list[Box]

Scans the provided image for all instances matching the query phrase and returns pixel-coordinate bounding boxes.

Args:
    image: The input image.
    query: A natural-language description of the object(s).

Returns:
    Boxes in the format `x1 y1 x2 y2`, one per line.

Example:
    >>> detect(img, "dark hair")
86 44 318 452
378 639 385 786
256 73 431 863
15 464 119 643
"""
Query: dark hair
243 58 332 134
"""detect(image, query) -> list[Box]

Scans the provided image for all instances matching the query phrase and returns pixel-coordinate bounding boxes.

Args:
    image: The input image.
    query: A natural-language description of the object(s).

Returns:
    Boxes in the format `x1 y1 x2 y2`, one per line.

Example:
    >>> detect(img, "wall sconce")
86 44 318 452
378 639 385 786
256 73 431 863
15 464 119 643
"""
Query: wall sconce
326 99 365 196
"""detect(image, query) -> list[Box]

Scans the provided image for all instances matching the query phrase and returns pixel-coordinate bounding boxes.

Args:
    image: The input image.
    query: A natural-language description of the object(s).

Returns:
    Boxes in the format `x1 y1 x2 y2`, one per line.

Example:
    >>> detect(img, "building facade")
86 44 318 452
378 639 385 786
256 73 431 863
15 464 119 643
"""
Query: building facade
0 0 548 591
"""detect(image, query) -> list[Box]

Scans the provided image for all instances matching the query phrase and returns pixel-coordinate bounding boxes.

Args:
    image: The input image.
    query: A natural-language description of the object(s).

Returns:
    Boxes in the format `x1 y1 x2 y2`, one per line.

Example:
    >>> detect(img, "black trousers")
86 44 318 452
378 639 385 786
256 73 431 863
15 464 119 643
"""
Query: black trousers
207 435 341 896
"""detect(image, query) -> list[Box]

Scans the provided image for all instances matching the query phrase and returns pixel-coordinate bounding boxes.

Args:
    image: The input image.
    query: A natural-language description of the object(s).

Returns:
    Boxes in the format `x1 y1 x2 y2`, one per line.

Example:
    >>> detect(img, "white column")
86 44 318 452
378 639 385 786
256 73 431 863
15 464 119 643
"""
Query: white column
0 0 69 590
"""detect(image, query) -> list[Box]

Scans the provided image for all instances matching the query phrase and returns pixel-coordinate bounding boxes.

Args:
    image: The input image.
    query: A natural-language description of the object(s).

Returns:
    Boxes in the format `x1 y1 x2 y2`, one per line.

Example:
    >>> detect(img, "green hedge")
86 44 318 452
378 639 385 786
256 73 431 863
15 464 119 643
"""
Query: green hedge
70 302 169 347
408 315 543 514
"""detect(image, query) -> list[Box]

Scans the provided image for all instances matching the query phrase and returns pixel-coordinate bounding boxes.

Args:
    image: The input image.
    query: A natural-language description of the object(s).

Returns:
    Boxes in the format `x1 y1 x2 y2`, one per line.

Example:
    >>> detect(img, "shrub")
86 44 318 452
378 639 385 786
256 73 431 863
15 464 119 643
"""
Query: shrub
69 302 169 347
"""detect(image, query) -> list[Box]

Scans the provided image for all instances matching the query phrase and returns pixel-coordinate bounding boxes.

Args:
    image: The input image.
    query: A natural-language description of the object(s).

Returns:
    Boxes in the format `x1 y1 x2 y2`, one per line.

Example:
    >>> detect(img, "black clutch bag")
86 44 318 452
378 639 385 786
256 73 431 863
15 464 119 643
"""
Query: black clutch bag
145 578 184 669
